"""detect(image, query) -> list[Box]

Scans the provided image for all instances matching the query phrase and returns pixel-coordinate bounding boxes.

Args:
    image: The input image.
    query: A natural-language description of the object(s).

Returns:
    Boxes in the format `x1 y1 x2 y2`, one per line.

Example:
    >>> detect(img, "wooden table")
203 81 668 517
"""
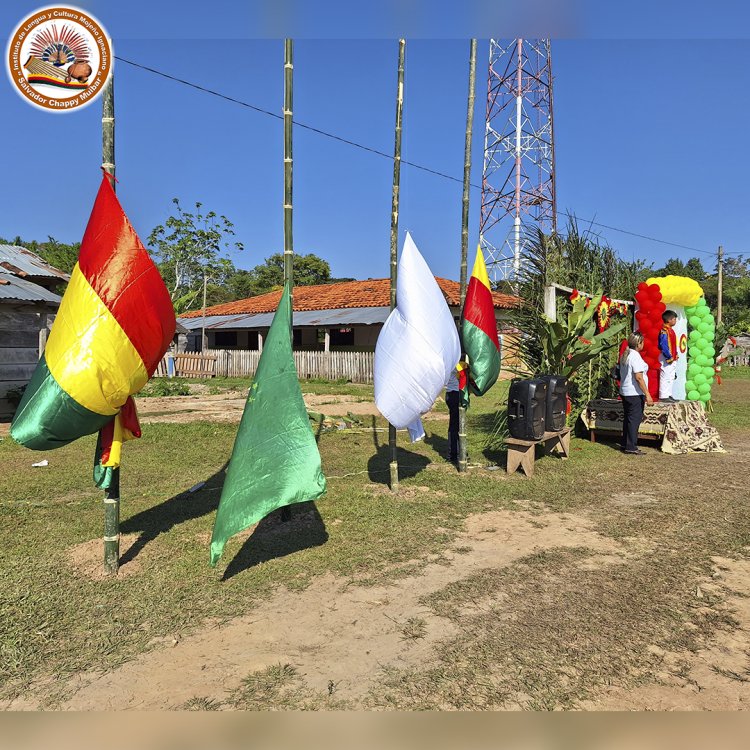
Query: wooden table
506 428 571 478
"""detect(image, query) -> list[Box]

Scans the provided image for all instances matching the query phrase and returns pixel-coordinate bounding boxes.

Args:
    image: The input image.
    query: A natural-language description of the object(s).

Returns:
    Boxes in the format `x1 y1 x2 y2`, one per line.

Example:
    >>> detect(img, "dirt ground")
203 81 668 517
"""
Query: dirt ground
134 391 421 424
3 381 749 710
9 503 750 710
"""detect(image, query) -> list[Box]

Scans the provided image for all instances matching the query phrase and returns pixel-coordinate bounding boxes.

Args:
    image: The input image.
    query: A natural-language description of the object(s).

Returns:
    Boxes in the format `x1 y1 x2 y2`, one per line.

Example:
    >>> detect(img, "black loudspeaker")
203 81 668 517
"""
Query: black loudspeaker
539 374 568 432
507 378 547 441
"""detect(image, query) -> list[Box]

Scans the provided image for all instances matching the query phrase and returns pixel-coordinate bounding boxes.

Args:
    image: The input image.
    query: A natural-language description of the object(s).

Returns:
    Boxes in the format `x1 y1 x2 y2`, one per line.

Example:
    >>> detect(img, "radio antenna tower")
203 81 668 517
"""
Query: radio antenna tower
480 39 556 283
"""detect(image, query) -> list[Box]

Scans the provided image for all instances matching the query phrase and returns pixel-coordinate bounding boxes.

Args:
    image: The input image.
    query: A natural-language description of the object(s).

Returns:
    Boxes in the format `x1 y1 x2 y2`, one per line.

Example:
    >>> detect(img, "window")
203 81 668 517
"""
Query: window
293 328 302 348
246 331 260 350
330 327 354 347
213 331 238 348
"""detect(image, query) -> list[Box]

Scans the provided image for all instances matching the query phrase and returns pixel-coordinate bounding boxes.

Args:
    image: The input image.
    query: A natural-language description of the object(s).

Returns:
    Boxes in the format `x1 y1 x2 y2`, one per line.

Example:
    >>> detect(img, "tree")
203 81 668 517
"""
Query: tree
657 257 687 277
148 199 243 313
721 255 750 279
683 257 706 281
249 252 331 292
37 236 80 275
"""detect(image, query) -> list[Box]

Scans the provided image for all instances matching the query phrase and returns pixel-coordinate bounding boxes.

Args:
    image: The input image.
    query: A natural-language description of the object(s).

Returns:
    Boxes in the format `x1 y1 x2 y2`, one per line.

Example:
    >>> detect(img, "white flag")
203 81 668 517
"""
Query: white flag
374 233 461 431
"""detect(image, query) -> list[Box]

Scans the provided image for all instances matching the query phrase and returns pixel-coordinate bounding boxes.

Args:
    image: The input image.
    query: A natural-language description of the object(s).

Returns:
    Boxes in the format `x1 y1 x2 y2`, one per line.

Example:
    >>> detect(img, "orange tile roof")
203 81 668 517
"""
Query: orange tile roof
181 277 519 318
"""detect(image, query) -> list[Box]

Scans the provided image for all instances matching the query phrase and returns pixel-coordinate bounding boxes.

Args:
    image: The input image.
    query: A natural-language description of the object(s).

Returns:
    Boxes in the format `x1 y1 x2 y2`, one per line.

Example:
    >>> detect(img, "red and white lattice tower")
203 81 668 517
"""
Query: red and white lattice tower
480 39 557 282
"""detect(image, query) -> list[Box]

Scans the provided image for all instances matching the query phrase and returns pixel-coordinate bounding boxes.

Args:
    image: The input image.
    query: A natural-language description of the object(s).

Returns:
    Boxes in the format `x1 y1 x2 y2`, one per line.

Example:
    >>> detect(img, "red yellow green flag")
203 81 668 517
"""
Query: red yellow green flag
460 245 501 396
11 175 176 465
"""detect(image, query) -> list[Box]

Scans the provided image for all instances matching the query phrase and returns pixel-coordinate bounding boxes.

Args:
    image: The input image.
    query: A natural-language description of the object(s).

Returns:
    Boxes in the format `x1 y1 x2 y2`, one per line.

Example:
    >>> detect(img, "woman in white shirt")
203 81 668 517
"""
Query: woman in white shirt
618 331 655 455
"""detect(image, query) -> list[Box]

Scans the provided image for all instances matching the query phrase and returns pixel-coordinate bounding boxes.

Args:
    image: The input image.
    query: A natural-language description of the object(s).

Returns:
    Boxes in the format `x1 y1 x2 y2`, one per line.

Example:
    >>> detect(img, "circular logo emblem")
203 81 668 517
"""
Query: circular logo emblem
6 6 112 112
679 333 688 354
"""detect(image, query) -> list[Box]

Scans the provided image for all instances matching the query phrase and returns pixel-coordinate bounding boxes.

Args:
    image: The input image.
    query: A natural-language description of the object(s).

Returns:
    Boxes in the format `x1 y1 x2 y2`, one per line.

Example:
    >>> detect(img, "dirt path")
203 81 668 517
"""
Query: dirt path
11 510 621 710
134 392 447 424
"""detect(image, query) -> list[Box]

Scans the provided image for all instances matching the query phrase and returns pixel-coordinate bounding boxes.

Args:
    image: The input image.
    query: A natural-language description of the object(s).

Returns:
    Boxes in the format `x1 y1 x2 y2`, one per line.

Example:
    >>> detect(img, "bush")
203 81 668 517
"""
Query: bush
139 378 191 397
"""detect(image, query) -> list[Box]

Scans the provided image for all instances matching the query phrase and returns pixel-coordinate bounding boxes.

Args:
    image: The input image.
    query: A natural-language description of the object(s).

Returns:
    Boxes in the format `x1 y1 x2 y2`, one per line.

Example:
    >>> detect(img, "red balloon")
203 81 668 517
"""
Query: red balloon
639 304 652 316
650 290 662 303
649 283 661 294
656 301 666 313
637 282 649 293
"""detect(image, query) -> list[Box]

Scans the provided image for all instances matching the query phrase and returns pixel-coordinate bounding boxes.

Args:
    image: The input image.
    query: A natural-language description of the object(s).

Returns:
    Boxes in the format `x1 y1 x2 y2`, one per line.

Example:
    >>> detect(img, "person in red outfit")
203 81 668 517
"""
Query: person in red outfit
658 310 679 402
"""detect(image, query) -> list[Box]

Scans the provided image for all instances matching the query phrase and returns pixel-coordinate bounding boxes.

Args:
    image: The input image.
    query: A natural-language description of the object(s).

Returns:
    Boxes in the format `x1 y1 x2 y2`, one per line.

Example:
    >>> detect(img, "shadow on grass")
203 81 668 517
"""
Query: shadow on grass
221 501 328 581
119 462 229 566
366 415 430 485
470 411 508 468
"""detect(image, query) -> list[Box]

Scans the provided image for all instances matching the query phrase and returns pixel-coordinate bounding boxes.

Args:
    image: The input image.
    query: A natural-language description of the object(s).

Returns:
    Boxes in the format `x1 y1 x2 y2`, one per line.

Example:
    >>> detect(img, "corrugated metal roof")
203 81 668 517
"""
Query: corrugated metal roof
179 306 390 332
178 314 241 331
0 271 63 305
0 245 70 281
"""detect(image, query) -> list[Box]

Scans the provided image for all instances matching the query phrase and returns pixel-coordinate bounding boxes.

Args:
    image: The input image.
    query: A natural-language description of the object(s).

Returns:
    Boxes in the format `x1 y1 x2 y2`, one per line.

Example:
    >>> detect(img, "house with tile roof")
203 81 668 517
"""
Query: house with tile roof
179 277 519 357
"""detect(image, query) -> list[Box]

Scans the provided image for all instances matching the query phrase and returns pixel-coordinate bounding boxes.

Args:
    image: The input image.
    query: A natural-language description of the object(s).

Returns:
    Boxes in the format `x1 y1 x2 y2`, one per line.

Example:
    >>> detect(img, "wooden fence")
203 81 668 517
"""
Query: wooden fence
155 349 375 383
726 353 750 367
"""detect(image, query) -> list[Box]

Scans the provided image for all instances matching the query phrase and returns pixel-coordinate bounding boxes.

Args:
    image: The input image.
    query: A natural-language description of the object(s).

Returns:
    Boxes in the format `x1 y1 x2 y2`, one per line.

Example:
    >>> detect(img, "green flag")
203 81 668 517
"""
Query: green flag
210 283 327 566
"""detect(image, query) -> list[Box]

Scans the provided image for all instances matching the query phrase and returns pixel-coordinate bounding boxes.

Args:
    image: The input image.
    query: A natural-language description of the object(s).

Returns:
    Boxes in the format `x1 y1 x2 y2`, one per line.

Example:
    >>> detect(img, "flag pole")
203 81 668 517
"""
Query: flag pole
281 38 294 522
101 72 120 574
457 39 477 474
388 39 405 493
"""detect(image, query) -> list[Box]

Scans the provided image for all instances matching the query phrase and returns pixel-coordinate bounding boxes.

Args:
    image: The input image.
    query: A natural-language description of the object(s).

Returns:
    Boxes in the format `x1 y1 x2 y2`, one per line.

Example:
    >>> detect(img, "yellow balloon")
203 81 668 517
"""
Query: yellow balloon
646 275 703 307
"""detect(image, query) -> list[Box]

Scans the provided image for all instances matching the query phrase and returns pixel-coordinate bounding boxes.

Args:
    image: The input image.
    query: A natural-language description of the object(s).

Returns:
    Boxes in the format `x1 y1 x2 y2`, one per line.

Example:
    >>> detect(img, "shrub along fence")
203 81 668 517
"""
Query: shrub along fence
155 349 375 383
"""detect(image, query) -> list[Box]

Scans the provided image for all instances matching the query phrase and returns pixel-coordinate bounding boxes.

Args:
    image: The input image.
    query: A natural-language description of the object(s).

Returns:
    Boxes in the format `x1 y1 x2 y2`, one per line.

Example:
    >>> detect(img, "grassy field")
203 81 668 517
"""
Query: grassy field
0 369 748 708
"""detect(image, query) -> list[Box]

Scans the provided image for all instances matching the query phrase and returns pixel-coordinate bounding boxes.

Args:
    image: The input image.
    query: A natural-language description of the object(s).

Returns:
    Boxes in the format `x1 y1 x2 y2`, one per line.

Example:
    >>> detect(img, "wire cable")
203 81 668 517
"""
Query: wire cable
115 54 747 261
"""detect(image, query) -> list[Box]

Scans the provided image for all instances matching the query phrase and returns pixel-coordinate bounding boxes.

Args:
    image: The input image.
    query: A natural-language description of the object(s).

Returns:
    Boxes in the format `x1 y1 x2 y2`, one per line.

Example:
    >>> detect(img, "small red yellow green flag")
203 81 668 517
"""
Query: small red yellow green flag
460 245 501 396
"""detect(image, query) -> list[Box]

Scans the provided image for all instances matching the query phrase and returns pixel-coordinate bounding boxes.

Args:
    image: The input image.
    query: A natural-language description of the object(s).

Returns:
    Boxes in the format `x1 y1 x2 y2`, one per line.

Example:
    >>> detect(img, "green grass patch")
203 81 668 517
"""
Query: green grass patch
0 376 748 708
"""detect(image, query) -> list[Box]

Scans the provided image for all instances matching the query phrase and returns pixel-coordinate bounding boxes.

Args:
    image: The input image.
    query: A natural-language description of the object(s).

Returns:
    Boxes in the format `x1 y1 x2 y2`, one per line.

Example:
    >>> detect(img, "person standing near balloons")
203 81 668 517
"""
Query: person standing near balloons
619 331 655 455
658 310 679 402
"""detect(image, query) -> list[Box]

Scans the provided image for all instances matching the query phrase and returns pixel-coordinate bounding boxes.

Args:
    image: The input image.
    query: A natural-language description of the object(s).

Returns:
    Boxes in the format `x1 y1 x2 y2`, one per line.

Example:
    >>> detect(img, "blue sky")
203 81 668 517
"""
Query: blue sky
2 2 749 282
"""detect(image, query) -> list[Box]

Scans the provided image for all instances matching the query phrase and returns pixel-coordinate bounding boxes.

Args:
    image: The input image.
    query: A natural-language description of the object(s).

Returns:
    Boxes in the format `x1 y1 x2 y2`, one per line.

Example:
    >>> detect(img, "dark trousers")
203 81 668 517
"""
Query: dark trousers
446 390 459 459
621 394 645 452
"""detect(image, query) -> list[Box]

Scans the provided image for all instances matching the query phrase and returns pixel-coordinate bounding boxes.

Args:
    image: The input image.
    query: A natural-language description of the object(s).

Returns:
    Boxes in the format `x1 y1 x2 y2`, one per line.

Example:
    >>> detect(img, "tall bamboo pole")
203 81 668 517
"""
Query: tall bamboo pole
457 39 477 474
284 39 294 294
388 39 405 493
281 39 294 522
101 74 119 574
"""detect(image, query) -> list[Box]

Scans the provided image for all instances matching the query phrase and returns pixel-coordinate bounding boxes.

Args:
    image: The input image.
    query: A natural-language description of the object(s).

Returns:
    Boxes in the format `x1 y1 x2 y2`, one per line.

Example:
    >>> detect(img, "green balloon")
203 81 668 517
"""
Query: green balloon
705 330 715 341
703 366 715 378
696 355 708 367
687 390 700 400
688 363 701 376
685 380 695 392
705 346 716 358
694 373 707 385
699 393 711 403
697 297 707 307
689 315 701 328
698 383 711 395
698 322 710 334
689 329 702 342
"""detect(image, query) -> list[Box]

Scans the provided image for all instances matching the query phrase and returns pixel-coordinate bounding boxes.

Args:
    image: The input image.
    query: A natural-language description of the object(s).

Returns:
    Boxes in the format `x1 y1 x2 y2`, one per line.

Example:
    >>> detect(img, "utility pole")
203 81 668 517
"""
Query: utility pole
101 73 119 575
388 39 405 493
457 39 477 474
717 245 724 325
